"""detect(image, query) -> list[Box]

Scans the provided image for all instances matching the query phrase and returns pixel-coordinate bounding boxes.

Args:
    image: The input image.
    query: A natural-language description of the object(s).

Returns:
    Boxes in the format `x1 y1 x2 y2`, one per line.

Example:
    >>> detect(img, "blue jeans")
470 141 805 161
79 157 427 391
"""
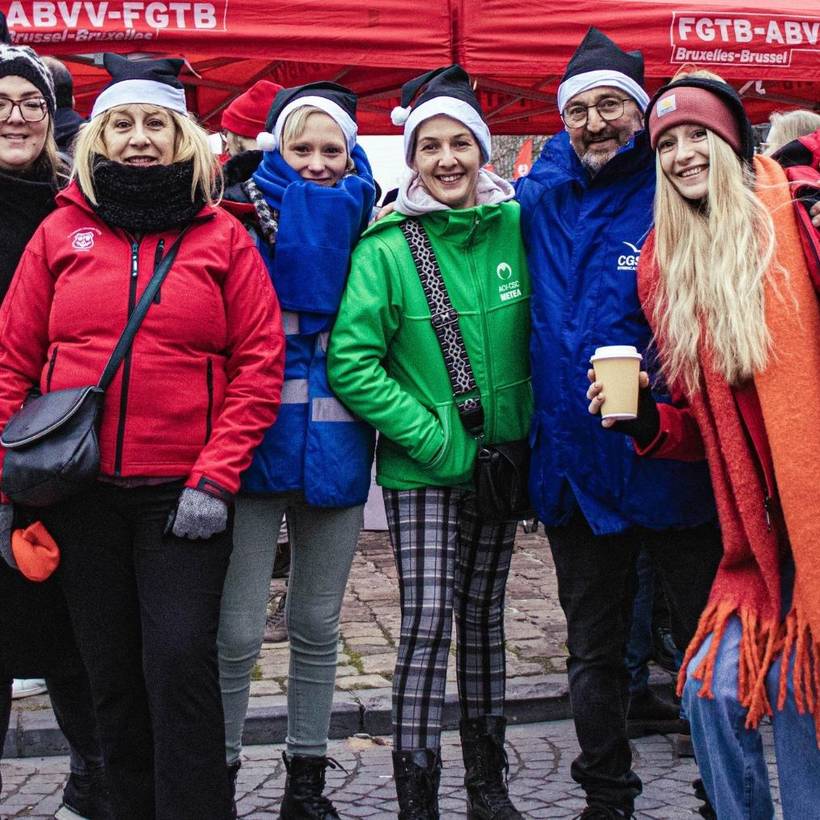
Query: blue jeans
683 615 820 819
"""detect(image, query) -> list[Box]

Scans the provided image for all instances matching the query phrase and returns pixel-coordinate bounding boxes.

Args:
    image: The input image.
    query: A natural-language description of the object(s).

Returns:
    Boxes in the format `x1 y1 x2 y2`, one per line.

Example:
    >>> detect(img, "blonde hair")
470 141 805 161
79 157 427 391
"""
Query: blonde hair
72 105 222 205
280 105 354 172
764 109 820 156
652 129 778 395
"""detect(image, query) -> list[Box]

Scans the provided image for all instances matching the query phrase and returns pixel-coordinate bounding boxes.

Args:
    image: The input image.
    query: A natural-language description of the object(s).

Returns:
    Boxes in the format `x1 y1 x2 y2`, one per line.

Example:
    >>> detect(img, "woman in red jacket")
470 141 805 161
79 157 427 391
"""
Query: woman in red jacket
0 54 284 818
588 72 820 818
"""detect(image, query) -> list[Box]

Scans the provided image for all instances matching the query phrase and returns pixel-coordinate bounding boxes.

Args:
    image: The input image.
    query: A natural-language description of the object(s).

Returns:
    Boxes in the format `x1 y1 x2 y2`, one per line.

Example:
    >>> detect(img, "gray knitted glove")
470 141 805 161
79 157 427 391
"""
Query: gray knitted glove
0 504 15 570
169 489 228 540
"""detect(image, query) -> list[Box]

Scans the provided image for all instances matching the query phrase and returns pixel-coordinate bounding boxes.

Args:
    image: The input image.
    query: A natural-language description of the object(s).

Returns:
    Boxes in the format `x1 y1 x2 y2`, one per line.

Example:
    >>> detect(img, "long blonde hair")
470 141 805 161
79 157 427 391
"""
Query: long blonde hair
72 105 221 205
652 129 777 396
764 109 820 156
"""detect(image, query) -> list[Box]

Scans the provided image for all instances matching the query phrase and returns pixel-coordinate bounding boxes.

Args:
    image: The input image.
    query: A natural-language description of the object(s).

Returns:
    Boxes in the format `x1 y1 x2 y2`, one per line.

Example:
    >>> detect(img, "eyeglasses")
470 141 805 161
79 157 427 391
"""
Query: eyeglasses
561 96 633 128
0 98 48 123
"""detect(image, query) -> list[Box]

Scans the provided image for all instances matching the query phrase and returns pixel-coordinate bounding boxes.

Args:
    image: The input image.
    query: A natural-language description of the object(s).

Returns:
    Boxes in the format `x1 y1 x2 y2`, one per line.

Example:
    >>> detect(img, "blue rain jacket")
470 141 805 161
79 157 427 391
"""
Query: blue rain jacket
516 129 715 535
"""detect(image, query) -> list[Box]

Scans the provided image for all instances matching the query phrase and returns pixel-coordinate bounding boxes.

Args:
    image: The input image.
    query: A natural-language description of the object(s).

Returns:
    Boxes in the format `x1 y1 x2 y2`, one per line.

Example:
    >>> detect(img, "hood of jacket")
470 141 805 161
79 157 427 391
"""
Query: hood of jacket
395 167 515 217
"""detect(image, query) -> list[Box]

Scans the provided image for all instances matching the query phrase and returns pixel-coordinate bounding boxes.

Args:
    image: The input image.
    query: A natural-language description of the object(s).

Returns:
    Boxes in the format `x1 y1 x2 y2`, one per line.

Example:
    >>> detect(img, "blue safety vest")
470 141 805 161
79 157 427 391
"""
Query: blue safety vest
241 309 375 507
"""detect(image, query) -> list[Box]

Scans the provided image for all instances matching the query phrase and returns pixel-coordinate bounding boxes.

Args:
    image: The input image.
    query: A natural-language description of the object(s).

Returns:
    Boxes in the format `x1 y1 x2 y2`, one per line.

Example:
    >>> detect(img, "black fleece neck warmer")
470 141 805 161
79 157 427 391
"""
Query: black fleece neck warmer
89 156 204 233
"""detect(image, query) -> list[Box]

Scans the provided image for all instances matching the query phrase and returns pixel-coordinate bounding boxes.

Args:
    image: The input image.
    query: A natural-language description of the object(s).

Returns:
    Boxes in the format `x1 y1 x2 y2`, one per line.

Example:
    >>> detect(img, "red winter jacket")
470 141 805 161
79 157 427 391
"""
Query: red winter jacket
0 182 285 499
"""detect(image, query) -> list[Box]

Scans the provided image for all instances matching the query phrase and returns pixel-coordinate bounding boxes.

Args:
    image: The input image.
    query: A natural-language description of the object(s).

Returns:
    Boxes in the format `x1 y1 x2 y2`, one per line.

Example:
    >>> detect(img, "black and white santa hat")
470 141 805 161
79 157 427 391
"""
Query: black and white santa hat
256 81 358 153
557 28 650 116
391 65 491 165
90 53 187 120
0 43 56 115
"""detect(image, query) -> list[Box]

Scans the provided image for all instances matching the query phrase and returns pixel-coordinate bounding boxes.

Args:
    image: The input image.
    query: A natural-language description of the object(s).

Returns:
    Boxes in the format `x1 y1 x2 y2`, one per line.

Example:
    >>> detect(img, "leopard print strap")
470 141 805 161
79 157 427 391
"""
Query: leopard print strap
400 218 484 436
242 178 279 246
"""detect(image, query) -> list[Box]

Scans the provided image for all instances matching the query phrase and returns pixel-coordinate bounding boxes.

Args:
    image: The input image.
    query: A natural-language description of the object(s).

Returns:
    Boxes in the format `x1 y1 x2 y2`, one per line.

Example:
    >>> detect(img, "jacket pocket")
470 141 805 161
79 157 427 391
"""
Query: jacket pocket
204 358 213 443
422 403 475 486
45 346 59 392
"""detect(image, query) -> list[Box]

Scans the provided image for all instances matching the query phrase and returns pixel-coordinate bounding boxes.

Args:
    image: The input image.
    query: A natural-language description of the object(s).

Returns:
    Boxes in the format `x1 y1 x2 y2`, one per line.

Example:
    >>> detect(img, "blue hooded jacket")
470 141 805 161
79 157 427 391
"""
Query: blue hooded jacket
516 129 715 535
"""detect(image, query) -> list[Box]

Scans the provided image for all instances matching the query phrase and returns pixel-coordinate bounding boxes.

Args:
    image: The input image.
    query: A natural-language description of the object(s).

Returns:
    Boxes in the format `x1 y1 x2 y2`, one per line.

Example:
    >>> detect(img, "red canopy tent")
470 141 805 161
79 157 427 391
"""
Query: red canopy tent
4 0 819 133
457 0 820 132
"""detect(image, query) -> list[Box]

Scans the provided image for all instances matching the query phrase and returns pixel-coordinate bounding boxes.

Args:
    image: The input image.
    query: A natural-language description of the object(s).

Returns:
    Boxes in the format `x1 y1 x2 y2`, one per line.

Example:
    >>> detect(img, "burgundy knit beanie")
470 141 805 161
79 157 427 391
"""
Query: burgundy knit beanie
221 80 283 138
648 85 741 155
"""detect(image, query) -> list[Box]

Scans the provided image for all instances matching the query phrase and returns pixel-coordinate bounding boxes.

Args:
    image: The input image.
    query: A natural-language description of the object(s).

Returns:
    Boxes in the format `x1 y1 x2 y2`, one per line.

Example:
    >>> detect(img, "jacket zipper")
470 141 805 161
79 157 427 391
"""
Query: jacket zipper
45 346 59 391
152 239 165 303
114 238 140 476
205 358 213 443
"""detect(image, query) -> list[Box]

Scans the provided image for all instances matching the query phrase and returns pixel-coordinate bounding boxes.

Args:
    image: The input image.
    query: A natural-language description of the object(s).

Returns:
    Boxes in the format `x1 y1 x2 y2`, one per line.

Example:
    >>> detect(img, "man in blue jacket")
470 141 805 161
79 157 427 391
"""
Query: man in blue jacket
516 29 721 818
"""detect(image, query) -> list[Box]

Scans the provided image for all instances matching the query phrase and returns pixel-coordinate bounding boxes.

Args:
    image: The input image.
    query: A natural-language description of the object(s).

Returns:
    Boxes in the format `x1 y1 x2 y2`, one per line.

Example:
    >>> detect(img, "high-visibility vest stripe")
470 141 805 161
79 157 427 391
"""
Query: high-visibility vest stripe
311 396 355 423
282 311 300 336
281 378 309 404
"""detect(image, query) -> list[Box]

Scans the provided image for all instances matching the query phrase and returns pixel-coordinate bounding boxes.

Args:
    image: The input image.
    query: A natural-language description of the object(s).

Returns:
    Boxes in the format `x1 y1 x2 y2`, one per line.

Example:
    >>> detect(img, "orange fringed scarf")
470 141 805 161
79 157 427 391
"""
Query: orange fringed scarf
638 155 820 742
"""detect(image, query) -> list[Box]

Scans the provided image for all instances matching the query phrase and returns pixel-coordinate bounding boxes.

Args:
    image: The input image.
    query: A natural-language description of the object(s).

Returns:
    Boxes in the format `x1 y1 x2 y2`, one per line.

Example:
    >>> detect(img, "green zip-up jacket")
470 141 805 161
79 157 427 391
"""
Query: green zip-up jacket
328 201 532 490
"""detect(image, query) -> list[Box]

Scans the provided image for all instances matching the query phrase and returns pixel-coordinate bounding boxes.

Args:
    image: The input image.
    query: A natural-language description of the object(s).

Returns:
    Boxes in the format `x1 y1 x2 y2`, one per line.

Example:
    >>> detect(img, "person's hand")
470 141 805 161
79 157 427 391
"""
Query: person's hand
0 504 15 569
587 370 661 447
376 201 396 221
811 200 820 229
167 488 228 540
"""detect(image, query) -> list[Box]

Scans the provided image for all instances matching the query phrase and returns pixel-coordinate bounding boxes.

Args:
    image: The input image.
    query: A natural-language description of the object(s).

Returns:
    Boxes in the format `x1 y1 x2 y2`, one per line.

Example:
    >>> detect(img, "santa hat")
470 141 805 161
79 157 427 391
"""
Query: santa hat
90 53 187 120
256 81 358 153
391 65 491 165
557 28 650 116
0 43 56 116
221 79 284 139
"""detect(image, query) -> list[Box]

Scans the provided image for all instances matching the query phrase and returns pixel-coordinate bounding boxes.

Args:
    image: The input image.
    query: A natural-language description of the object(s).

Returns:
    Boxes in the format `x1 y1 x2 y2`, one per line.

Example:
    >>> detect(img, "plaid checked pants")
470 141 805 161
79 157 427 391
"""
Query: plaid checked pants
383 486 517 750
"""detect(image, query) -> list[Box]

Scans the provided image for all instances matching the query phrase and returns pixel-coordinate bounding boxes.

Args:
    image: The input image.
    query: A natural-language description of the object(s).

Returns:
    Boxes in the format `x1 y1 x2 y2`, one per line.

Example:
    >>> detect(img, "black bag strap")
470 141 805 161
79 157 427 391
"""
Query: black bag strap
399 218 485 437
97 228 187 391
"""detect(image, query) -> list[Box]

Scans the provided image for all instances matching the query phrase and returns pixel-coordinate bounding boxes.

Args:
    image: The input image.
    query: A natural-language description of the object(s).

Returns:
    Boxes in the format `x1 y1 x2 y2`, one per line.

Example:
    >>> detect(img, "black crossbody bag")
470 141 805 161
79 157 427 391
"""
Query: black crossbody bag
0 230 187 507
400 218 532 522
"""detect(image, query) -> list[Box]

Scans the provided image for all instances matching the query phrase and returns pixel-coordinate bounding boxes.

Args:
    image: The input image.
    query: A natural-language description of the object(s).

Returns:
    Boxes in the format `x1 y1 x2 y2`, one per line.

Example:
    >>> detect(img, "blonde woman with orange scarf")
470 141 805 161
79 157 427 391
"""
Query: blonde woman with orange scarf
587 72 820 818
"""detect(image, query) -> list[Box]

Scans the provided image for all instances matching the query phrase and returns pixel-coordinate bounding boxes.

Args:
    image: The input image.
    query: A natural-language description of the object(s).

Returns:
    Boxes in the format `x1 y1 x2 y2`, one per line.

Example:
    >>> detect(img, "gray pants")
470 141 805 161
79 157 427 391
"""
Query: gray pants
217 493 363 761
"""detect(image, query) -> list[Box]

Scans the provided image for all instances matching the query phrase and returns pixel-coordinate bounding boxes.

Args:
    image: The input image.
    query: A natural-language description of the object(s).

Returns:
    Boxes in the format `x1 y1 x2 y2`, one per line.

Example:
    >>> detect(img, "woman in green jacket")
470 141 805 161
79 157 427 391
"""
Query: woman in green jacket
328 66 531 820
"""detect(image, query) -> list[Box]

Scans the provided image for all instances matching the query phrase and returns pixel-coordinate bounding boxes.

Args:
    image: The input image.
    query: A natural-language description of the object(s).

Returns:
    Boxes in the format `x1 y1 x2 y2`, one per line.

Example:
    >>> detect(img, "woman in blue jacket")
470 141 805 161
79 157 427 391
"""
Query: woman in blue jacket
217 82 376 818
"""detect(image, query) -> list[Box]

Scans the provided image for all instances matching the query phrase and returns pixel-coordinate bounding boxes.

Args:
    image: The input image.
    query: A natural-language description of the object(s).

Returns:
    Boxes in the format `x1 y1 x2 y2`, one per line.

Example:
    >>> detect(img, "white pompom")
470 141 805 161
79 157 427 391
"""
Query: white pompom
390 105 411 126
256 131 278 152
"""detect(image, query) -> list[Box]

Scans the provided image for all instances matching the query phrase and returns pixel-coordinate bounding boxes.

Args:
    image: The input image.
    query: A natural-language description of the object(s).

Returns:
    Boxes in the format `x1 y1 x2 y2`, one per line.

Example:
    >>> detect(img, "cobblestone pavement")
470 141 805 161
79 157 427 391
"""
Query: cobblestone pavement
252 526 566 703
0 719 781 818
6 526 570 752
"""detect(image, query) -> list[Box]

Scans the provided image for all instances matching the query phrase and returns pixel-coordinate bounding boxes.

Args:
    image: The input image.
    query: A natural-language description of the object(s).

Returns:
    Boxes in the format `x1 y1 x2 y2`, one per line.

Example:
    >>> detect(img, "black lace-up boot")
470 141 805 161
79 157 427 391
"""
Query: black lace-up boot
392 748 441 819
280 752 342 819
227 760 241 820
460 716 523 819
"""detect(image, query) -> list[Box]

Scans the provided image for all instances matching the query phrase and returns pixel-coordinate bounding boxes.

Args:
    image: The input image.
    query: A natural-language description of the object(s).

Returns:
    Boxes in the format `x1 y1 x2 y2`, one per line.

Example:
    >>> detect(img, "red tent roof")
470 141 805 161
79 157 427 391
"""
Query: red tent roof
6 0 819 132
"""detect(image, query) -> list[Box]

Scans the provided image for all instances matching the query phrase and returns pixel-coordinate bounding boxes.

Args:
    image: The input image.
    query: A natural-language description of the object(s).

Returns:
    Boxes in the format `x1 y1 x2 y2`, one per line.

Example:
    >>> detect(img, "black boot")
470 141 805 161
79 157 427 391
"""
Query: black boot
56 768 114 820
626 689 689 738
460 716 523 820
280 752 341 819
392 748 441 819
228 760 241 820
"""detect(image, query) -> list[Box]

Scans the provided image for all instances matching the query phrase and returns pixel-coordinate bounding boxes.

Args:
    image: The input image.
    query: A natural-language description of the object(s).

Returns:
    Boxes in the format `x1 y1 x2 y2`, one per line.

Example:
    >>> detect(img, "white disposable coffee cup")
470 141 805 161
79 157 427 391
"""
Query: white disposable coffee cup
589 345 642 420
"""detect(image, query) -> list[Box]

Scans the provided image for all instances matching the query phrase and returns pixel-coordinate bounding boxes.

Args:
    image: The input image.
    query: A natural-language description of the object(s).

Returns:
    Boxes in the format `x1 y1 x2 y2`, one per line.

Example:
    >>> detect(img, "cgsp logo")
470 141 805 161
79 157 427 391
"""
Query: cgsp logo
70 227 101 252
496 262 513 281
617 241 642 272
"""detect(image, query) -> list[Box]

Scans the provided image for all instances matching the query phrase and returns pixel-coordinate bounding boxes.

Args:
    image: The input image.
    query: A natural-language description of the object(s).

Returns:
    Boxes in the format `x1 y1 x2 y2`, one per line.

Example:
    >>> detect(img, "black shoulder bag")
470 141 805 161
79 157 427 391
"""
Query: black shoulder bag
1 230 187 507
400 218 532 522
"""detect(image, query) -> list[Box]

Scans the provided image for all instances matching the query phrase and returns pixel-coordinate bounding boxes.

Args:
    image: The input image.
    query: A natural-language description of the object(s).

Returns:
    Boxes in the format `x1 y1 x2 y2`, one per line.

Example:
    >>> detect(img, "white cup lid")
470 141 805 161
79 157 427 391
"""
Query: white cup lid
590 345 642 362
